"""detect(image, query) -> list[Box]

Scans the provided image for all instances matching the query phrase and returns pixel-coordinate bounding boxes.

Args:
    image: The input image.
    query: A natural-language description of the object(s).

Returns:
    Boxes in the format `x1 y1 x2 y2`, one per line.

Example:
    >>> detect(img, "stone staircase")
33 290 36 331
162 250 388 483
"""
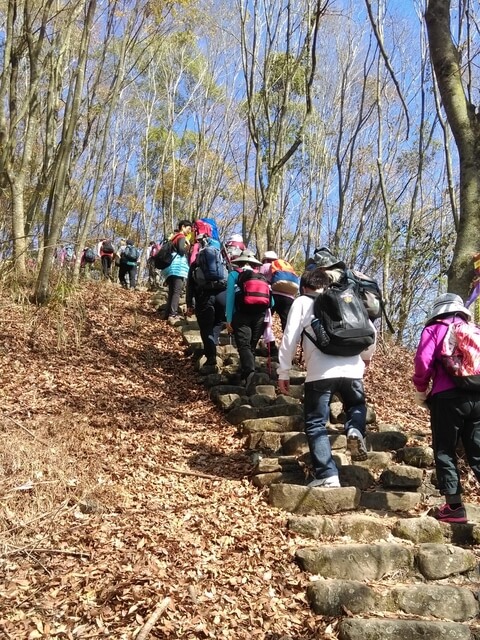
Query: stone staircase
155 292 480 639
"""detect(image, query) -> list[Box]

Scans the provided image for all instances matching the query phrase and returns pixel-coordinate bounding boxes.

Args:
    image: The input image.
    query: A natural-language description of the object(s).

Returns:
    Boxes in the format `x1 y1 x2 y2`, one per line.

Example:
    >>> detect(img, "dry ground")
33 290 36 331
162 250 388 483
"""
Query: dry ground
0 280 473 639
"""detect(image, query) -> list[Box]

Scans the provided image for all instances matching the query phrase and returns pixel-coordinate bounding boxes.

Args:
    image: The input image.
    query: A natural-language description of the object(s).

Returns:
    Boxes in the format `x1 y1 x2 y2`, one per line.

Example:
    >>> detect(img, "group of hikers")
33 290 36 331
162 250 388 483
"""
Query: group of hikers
153 218 480 526
54 238 142 288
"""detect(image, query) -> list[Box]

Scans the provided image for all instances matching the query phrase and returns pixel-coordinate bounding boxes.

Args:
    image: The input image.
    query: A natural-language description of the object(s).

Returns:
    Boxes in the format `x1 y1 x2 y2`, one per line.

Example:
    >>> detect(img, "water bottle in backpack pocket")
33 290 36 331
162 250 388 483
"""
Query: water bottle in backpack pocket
235 270 271 312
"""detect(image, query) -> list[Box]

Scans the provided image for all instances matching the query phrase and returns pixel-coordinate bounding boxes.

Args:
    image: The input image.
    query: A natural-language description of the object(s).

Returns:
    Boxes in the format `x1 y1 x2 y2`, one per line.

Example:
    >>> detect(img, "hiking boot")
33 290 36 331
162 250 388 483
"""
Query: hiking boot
245 371 256 390
428 503 467 524
199 364 218 375
346 429 368 461
308 476 341 488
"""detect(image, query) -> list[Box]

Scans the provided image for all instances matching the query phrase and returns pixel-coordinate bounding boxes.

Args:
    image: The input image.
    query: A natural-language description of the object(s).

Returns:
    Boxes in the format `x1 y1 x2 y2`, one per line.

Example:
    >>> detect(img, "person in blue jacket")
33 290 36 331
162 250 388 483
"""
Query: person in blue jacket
161 220 192 321
225 250 273 386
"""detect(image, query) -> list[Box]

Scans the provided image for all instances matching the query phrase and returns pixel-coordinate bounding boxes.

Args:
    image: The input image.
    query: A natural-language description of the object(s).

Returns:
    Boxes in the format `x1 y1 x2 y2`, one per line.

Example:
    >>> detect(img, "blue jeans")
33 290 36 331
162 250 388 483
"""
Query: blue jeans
304 378 367 480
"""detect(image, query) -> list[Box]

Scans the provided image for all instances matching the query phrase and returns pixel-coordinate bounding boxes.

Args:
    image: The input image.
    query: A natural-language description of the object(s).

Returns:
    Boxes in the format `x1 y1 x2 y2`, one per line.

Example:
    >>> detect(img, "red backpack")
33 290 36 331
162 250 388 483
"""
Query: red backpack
236 269 271 312
440 319 480 390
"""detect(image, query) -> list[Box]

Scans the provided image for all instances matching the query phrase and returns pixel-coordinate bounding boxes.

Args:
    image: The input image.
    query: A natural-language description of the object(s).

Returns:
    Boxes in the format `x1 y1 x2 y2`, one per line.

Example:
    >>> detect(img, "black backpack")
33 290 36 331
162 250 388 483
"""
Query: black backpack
101 240 114 255
345 269 394 332
303 280 375 356
154 239 176 270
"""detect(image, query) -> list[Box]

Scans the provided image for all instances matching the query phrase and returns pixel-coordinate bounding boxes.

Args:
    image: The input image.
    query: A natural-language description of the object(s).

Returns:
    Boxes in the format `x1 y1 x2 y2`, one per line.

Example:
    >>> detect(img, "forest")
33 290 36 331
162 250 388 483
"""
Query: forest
1 0 480 344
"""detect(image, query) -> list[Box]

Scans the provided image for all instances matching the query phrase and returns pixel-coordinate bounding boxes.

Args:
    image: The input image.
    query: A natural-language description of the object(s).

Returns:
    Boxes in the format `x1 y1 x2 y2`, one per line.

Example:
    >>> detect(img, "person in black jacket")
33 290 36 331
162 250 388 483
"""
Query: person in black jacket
186 234 227 374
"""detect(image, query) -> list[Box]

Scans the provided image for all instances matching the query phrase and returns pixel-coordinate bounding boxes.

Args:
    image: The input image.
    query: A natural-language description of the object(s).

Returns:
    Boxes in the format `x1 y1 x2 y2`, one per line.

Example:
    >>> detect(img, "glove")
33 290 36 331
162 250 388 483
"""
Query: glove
414 390 428 409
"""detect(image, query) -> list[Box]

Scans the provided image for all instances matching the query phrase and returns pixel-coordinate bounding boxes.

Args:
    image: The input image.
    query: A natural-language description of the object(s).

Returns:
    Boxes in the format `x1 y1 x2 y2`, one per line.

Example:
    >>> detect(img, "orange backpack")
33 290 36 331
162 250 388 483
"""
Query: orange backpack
270 259 299 296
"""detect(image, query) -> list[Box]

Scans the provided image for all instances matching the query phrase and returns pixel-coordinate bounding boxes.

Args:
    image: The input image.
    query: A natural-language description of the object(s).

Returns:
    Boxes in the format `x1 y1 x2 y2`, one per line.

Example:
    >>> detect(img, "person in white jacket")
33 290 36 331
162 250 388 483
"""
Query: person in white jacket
277 267 376 487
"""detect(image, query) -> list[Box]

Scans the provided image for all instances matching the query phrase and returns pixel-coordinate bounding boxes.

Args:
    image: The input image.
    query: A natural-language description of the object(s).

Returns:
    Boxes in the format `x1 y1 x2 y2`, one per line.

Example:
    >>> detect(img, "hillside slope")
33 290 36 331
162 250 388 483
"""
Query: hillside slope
0 282 471 639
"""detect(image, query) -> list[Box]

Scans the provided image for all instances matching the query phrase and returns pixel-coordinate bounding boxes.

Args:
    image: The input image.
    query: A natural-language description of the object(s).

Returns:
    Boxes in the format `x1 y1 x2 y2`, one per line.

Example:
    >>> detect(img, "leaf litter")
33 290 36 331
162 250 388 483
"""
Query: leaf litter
0 282 477 639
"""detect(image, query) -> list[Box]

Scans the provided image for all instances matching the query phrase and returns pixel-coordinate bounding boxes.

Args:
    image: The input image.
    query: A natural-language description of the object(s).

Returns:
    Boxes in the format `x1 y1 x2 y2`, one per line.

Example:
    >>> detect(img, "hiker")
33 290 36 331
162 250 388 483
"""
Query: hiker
160 220 192 321
97 238 115 280
260 250 299 356
224 234 246 263
186 233 227 374
225 249 273 386
277 267 376 487
112 239 126 283
412 293 480 523
119 239 140 289
307 247 346 283
146 241 160 289
80 247 96 278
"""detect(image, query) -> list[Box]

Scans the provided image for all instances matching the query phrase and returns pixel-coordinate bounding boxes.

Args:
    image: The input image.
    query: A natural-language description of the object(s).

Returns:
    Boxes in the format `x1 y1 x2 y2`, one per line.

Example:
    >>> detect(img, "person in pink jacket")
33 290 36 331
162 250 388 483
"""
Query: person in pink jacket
413 293 480 523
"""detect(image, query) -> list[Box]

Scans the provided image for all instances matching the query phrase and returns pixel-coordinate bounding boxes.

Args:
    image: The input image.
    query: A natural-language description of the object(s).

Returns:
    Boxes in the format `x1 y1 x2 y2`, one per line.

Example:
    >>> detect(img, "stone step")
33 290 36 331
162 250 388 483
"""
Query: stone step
295 542 477 581
287 512 480 545
307 579 479 621
337 618 475 639
167 317 480 634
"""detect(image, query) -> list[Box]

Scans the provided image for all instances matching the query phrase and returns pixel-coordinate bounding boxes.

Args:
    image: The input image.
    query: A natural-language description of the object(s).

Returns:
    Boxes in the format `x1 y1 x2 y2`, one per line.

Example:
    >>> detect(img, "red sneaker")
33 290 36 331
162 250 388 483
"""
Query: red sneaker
429 503 467 523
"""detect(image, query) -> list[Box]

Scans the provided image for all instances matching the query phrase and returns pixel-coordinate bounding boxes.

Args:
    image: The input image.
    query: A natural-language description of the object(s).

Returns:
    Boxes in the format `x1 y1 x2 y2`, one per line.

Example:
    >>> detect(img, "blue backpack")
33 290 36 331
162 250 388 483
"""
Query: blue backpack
123 245 140 263
194 241 227 289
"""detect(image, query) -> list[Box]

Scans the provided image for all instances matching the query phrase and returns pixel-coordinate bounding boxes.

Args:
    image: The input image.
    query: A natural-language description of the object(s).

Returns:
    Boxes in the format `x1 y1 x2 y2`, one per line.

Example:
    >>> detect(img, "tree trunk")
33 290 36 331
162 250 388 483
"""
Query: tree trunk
425 0 480 298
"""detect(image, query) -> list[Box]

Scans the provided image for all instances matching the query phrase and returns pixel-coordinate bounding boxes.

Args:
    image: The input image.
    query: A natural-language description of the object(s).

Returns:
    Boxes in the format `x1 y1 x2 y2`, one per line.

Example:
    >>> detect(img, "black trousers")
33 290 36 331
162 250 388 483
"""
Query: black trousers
196 289 226 363
429 389 480 498
232 310 265 378
272 293 294 331
101 255 113 279
119 262 138 289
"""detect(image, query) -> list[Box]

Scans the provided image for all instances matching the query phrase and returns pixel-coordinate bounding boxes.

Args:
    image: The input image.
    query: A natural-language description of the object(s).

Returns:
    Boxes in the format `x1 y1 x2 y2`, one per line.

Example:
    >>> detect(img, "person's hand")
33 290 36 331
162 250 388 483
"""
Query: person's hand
226 322 234 334
186 307 195 317
277 378 290 395
414 390 428 409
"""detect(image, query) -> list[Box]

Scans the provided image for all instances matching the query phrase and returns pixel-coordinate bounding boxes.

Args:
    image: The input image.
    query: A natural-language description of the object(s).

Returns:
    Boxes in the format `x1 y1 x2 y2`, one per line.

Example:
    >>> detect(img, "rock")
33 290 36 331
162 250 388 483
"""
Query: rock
254 385 277 399
287 385 304 400
366 431 408 451
352 451 393 471
392 517 446 543
287 515 336 539
416 543 477 580
245 431 282 453
307 579 375 616
254 456 303 474
296 543 414 581
226 405 258 425
397 445 435 467
269 484 360 515
359 490 422 512
339 465 376 491
281 432 308 455
379 464 423 489
250 393 275 407
252 470 306 487
274 394 301 406
209 385 247 401
338 514 390 542
338 618 472 640
390 584 479 621
241 415 304 434
216 393 243 411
